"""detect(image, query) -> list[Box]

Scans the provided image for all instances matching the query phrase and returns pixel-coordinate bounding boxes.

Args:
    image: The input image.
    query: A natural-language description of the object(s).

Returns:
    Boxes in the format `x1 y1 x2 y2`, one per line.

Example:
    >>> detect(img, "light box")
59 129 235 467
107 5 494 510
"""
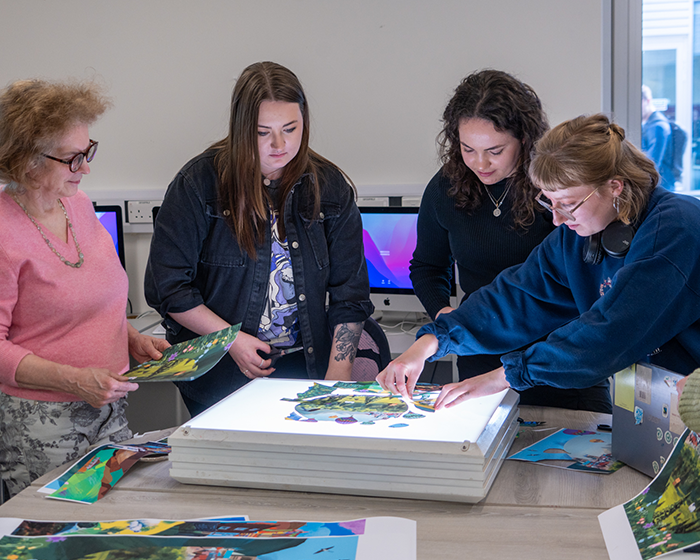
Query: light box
168 379 519 503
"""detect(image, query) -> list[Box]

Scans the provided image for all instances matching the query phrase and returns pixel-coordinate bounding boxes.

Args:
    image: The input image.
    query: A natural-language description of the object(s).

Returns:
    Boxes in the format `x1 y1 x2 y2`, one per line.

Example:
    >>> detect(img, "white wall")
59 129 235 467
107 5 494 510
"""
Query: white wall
2 0 606 312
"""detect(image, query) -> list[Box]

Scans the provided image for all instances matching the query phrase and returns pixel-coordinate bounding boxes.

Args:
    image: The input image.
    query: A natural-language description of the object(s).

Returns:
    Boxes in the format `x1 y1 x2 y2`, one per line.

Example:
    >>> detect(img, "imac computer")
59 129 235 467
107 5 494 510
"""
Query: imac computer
94 204 126 269
360 206 457 314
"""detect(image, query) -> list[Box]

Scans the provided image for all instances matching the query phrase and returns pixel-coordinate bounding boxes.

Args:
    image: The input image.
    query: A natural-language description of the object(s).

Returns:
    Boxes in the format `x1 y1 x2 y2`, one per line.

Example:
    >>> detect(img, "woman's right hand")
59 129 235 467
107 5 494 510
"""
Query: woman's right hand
228 331 274 379
15 354 139 409
64 367 140 408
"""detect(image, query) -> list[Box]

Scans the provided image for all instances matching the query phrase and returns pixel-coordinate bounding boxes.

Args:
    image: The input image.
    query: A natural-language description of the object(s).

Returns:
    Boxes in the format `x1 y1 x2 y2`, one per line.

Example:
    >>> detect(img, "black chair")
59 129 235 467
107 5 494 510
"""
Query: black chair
351 317 392 381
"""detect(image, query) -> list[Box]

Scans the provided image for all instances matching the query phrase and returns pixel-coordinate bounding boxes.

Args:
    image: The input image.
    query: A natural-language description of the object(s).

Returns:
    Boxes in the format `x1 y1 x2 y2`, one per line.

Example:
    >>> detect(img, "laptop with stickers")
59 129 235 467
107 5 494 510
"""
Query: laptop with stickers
611 363 686 477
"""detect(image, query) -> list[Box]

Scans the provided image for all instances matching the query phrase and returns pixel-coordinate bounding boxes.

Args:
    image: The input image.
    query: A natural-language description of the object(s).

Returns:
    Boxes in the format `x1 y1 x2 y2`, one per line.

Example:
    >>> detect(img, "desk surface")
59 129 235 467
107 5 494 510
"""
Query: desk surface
0 406 655 559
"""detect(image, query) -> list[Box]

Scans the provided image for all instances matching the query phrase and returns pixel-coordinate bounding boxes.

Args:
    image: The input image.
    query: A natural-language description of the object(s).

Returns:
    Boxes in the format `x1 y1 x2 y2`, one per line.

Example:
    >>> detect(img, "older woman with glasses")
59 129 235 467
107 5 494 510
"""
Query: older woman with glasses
378 113 700 413
0 79 168 497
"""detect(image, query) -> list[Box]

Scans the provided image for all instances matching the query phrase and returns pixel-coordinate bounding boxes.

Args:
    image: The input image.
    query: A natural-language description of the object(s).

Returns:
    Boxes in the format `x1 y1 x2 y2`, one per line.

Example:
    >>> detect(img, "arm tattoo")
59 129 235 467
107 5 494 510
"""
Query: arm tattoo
332 322 364 363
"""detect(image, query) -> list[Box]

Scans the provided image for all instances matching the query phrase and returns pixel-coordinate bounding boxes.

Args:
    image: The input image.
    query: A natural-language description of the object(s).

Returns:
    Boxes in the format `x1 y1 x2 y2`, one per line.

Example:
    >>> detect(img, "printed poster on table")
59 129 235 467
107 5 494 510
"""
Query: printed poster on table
38 441 170 503
508 428 624 473
0 516 416 560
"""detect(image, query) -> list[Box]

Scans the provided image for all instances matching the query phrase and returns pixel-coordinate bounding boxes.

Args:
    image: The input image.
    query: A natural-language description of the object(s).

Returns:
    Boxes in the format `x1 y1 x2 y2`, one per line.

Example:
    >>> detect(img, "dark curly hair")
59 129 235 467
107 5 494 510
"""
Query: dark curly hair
438 69 549 228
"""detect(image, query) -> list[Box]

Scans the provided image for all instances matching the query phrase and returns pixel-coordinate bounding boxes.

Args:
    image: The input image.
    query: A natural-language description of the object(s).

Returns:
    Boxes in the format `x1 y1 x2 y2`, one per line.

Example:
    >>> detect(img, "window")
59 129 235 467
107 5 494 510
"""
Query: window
642 0 694 191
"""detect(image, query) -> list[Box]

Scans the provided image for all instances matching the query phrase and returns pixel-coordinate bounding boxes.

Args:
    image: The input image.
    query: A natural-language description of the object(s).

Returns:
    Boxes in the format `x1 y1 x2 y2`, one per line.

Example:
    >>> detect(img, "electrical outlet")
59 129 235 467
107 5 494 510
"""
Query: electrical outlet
126 200 161 224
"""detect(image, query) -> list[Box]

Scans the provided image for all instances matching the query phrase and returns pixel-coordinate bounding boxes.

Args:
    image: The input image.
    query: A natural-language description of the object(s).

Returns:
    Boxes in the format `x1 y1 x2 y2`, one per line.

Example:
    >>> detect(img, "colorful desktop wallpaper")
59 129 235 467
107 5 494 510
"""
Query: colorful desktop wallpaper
361 213 417 290
96 210 119 255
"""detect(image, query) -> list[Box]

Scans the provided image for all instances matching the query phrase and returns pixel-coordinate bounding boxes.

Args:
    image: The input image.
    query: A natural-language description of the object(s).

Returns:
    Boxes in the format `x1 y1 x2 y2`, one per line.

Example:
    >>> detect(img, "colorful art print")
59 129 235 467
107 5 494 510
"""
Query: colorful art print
0 517 415 560
617 429 700 558
11 518 365 539
38 441 167 502
0 535 333 560
47 446 149 504
282 381 439 426
508 429 624 474
126 324 240 382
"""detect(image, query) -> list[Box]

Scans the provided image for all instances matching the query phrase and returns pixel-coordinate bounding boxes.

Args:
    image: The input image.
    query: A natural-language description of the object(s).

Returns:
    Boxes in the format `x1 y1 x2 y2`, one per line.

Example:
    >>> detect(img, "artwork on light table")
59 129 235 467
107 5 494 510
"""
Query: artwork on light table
189 378 511 445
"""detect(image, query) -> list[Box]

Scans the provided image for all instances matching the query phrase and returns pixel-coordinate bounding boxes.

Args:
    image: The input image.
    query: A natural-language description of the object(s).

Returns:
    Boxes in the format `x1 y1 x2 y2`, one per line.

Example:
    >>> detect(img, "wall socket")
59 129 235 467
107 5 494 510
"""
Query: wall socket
126 200 161 224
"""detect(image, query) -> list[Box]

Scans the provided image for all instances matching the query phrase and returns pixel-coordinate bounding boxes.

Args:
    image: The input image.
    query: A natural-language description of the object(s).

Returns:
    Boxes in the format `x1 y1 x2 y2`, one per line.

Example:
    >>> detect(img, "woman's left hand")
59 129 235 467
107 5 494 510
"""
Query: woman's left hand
434 367 510 410
127 325 171 363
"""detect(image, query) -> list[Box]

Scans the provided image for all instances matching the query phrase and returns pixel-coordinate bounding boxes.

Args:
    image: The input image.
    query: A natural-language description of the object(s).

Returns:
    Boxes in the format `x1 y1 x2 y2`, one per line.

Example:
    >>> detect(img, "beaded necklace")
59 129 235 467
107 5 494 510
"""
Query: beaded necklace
12 194 84 268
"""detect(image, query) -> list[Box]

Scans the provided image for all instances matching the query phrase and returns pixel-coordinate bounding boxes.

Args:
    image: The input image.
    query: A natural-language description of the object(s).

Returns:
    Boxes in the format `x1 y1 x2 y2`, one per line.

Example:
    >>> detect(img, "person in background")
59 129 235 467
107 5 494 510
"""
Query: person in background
641 85 675 190
379 114 700 414
410 70 603 409
145 61 373 417
0 79 168 497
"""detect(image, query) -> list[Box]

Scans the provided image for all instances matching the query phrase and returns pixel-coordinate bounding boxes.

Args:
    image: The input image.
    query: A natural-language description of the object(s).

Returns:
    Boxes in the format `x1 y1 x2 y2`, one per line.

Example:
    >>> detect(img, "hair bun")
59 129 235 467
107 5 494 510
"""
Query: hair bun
609 123 625 141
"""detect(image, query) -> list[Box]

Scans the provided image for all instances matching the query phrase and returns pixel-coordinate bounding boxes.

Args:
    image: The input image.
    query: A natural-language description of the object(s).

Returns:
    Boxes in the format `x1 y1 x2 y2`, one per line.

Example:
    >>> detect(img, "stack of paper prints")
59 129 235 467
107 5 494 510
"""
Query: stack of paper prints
169 378 520 502
38 441 170 504
0 516 416 559
600 429 700 558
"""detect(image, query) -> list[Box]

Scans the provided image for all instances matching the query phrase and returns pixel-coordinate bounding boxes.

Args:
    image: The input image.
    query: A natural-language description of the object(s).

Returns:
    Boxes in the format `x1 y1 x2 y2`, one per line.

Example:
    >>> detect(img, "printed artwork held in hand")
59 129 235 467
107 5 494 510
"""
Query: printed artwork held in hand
508 429 624 474
126 324 240 382
38 440 171 504
0 516 415 560
283 381 439 427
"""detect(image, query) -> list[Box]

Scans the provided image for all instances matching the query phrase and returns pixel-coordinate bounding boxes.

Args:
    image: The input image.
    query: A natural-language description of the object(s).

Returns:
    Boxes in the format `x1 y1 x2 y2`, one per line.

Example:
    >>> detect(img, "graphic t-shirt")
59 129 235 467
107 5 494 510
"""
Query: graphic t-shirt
258 182 300 348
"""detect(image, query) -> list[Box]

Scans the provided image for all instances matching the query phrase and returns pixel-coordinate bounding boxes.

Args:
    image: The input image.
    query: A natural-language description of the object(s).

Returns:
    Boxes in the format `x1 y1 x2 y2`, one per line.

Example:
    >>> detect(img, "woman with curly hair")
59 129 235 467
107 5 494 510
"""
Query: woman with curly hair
381 114 700 415
410 70 597 408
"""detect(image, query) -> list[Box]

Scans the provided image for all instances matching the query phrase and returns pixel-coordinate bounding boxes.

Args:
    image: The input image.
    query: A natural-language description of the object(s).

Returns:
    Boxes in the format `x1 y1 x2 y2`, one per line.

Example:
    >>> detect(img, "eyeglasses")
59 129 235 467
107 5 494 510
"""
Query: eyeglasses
43 140 98 173
535 185 601 223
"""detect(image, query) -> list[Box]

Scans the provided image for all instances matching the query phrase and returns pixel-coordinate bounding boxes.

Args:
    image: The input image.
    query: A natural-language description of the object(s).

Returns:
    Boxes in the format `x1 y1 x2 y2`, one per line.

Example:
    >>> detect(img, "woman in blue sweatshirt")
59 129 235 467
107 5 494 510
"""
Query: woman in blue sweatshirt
378 114 700 413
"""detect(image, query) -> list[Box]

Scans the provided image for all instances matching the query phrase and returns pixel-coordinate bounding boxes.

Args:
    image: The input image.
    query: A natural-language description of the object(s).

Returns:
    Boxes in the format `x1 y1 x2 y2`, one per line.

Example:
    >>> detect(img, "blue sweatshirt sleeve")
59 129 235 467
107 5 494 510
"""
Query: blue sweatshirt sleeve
420 194 700 391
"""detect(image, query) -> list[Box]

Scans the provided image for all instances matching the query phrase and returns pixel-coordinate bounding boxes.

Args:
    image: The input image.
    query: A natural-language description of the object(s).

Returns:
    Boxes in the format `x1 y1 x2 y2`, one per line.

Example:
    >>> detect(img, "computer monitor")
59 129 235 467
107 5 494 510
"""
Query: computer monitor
94 204 126 269
360 206 456 314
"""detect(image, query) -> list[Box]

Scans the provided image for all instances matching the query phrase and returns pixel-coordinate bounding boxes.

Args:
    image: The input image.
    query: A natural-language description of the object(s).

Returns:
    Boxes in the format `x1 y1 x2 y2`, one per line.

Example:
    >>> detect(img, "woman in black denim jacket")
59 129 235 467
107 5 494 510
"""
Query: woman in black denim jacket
145 62 373 415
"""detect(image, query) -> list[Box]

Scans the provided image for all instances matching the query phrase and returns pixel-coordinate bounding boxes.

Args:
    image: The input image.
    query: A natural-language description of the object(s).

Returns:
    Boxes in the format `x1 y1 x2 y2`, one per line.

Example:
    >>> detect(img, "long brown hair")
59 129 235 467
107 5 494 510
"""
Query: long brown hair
438 69 549 228
529 114 658 225
212 61 342 258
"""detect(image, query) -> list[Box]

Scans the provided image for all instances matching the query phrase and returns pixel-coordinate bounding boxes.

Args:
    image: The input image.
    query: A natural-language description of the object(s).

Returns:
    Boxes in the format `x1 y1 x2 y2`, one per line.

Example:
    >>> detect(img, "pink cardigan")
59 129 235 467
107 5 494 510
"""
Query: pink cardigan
0 189 129 402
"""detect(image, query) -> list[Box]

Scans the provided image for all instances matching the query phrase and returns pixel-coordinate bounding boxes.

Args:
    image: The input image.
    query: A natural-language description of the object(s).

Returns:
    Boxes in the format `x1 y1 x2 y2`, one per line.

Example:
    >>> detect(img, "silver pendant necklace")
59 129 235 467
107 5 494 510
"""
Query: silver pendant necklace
12 194 84 268
483 181 512 217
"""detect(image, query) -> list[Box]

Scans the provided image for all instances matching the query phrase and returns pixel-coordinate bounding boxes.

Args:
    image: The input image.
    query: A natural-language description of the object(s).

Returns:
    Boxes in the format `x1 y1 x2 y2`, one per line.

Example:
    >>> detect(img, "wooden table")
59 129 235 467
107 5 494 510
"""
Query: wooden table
0 406 654 559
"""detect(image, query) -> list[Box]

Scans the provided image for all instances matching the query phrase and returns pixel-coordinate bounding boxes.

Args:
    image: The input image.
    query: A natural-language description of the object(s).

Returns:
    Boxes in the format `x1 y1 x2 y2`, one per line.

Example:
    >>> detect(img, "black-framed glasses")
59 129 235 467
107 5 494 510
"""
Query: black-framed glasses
43 140 98 173
536 185 601 223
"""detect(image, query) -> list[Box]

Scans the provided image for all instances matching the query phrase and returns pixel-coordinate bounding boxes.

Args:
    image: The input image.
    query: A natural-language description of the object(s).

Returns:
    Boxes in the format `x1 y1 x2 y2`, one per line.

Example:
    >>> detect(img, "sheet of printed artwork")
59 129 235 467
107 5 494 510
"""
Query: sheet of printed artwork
37 440 171 504
508 428 624 473
0 516 416 560
125 323 240 382
599 429 700 559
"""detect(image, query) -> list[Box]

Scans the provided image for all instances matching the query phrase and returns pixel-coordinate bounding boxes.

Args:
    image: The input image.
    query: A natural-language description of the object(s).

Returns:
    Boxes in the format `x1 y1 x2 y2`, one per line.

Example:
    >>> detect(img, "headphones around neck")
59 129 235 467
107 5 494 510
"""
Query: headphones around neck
582 221 636 265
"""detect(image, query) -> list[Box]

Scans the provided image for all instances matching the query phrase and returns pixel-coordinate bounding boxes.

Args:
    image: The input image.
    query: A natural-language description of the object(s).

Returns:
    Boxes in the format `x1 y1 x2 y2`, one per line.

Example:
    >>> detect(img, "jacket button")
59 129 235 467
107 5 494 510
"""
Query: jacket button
298 294 306 302
319 212 325 219
292 241 299 249
223 210 230 217
307 346 314 354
